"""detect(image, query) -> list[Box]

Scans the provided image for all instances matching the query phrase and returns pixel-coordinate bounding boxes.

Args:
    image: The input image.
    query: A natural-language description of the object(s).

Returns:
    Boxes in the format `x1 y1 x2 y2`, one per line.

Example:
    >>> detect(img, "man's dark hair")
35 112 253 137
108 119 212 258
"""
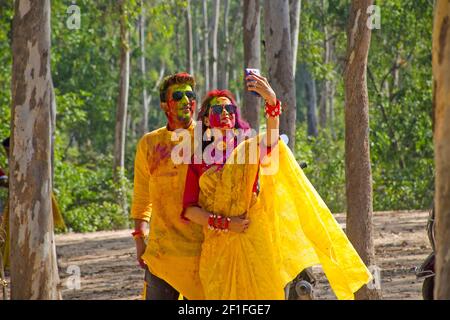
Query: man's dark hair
159 72 195 103
2 137 9 148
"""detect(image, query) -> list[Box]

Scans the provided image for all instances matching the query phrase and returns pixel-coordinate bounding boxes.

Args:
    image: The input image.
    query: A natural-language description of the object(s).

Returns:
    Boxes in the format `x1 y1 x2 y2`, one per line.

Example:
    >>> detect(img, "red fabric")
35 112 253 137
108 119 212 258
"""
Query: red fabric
0 167 5 177
131 230 144 237
181 162 204 221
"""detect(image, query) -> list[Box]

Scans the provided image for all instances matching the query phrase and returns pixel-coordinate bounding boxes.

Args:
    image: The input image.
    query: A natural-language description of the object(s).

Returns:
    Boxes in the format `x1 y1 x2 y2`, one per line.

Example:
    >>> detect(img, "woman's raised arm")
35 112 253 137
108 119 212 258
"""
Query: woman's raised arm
245 72 280 147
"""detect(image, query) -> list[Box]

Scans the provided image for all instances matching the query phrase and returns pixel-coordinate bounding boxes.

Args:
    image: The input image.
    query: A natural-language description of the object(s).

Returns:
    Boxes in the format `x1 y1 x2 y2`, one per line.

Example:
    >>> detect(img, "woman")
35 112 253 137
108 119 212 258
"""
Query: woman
182 72 372 300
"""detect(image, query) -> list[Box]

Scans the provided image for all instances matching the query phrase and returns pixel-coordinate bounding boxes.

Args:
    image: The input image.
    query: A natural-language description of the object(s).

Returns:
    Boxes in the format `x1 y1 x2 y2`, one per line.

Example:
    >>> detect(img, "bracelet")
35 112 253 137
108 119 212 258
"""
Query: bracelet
131 230 144 240
264 99 282 118
224 217 231 233
207 214 231 232
217 215 223 230
208 214 216 230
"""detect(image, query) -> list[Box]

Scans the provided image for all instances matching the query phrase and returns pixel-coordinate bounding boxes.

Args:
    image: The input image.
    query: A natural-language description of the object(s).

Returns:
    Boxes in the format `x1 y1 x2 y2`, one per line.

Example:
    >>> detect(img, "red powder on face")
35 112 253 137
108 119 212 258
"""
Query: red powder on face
209 113 222 128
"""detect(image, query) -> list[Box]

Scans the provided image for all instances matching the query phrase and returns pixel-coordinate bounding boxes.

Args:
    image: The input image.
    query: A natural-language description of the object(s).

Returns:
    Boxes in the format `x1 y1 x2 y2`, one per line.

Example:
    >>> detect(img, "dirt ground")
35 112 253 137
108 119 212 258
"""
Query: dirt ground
2 210 432 300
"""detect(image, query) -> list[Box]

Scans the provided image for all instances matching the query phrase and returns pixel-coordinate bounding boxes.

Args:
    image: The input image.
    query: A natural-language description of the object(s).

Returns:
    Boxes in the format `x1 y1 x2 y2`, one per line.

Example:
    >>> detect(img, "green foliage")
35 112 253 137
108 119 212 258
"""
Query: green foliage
0 3 12 169
294 0 434 213
295 123 346 213
0 0 436 234
368 0 434 210
53 156 132 233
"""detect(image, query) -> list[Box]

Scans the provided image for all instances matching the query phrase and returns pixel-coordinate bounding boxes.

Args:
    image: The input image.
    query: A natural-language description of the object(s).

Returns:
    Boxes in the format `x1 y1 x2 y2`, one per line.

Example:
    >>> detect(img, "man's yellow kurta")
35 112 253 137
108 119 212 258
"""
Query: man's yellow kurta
131 122 204 300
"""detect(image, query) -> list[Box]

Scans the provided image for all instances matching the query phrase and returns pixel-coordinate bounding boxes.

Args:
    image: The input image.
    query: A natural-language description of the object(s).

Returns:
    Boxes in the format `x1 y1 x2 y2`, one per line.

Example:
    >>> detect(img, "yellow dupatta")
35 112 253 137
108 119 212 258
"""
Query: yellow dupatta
194 136 372 300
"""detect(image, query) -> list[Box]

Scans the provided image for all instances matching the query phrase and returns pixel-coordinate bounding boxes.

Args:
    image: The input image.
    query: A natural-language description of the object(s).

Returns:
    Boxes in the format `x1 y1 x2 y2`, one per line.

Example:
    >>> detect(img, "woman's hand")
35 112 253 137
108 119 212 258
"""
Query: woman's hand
229 215 251 233
245 72 277 106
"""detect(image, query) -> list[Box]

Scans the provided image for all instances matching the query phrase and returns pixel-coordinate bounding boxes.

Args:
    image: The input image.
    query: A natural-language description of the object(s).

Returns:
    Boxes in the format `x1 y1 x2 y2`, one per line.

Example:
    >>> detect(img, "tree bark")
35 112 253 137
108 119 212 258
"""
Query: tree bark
328 78 336 139
185 0 194 75
433 0 450 300
218 0 230 89
10 0 61 299
210 0 220 89
344 0 381 300
319 0 330 129
303 65 318 137
243 0 261 131
264 0 297 149
114 0 130 218
202 0 210 91
50 78 56 187
194 2 202 86
289 0 302 75
139 1 149 137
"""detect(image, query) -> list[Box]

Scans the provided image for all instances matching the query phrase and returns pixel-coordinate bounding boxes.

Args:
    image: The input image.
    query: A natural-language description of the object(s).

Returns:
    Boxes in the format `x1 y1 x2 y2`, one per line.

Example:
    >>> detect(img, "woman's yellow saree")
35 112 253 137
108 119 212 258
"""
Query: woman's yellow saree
196 137 372 300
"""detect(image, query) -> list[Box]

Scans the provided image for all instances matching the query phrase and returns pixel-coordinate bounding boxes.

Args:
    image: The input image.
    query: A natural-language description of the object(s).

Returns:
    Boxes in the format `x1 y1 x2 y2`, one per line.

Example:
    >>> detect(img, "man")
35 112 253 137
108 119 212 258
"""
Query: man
131 72 204 300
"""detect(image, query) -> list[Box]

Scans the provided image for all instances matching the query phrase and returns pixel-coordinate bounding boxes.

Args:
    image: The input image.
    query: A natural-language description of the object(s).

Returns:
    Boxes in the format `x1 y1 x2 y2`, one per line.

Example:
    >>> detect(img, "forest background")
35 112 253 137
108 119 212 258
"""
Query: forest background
0 0 434 232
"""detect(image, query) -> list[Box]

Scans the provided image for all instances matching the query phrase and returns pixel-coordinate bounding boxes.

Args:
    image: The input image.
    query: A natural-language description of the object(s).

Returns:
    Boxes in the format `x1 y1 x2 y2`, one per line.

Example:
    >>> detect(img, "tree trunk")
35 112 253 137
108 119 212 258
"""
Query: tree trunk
289 0 302 75
114 0 130 218
344 0 381 300
10 0 61 299
194 2 202 86
264 0 297 149
202 0 210 91
433 0 450 300
243 0 261 131
139 1 149 137
318 0 329 129
328 36 336 139
185 0 194 75
210 0 220 89
50 78 56 187
329 79 336 139
218 0 230 89
303 65 318 137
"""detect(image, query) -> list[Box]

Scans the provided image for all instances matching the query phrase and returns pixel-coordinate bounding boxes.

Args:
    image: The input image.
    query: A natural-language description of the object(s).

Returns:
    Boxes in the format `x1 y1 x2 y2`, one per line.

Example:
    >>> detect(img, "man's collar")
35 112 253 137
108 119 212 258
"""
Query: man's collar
166 120 195 132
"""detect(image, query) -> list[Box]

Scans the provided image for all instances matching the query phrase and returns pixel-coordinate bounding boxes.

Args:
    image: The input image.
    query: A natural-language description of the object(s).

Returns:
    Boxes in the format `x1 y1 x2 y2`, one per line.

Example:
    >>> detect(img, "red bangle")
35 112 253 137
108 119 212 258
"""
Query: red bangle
265 100 282 118
208 214 216 230
132 230 144 239
217 215 223 230
224 217 231 232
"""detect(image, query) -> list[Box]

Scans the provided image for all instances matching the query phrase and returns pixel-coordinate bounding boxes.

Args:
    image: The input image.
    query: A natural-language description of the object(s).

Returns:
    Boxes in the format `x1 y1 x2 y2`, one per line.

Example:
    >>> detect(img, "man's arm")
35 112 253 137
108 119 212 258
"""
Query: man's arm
130 136 152 222
130 136 152 268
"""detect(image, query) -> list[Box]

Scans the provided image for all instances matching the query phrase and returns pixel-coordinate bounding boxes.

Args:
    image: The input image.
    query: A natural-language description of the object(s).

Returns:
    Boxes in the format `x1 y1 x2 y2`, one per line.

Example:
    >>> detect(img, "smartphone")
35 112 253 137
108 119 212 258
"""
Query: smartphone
245 68 261 97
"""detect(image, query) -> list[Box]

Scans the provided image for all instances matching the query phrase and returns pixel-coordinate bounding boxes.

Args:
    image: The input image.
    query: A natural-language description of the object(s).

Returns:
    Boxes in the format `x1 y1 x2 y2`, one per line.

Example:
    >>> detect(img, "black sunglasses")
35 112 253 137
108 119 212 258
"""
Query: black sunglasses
172 90 196 101
210 104 237 115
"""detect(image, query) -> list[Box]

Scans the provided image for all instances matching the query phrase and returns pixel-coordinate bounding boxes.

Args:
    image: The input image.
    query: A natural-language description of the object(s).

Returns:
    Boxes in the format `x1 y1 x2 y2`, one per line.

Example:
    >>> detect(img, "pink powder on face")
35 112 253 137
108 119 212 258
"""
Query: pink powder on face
209 113 222 128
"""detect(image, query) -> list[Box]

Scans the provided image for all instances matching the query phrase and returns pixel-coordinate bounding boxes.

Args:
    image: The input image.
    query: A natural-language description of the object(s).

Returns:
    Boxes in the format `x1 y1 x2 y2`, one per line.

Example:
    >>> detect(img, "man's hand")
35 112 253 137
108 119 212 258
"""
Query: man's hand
134 236 147 269
133 219 148 268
